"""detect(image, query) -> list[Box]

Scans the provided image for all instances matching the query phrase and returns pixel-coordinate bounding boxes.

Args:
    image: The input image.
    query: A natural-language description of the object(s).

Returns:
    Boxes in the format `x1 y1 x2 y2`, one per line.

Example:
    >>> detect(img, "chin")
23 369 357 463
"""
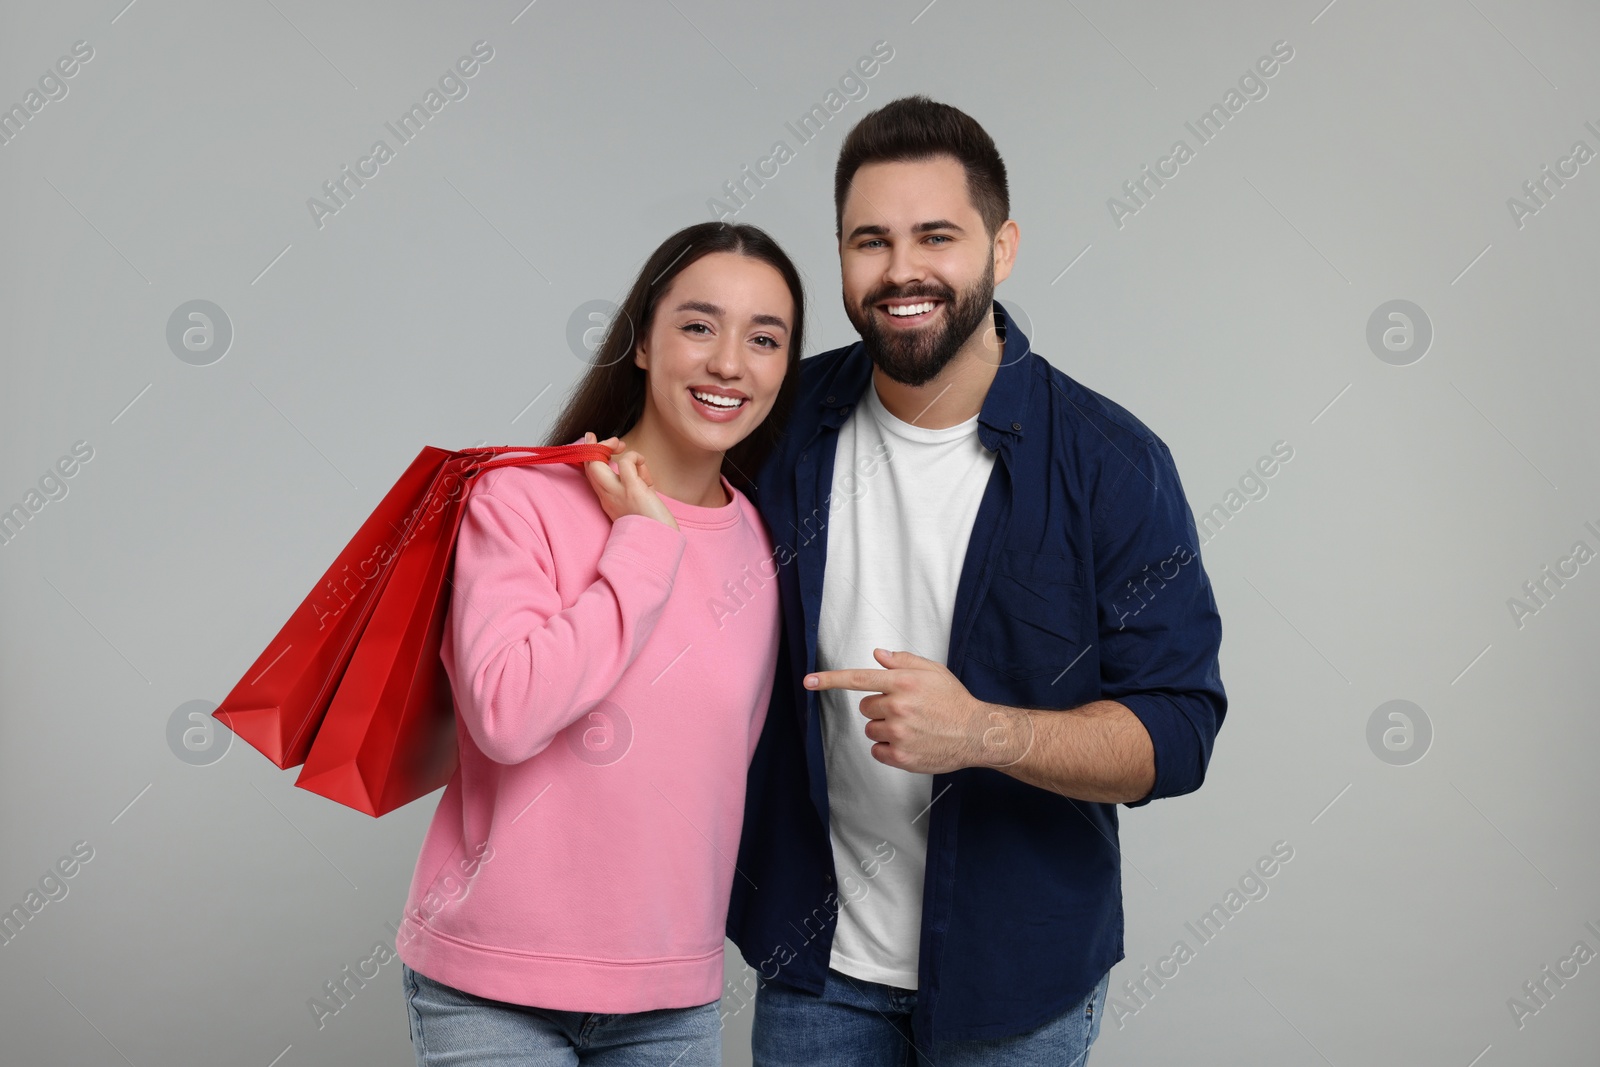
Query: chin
675 416 741 452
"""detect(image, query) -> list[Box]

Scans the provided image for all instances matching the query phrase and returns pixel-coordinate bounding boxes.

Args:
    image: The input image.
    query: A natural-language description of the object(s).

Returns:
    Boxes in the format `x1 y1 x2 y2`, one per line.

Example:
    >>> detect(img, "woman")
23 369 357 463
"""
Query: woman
395 221 804 1065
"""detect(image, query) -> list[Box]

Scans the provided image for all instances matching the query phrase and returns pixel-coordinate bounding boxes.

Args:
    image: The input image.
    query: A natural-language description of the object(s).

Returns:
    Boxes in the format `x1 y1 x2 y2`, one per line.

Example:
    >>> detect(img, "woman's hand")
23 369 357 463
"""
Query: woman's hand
579 431 678 531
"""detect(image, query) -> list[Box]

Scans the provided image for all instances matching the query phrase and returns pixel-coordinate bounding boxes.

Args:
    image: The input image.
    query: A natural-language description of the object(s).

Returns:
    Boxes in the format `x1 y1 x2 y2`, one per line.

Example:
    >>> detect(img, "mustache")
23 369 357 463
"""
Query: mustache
864 284 952 307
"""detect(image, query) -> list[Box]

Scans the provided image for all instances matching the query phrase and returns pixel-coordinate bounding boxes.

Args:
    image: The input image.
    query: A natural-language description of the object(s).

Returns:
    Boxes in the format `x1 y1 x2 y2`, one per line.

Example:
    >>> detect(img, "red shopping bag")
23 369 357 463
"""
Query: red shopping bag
212 447 446 768
215 444 610 811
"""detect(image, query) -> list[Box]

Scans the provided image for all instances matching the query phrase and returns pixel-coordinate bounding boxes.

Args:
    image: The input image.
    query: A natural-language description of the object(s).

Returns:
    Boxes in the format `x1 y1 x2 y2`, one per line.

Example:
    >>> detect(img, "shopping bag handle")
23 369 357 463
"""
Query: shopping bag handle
457 443 617 480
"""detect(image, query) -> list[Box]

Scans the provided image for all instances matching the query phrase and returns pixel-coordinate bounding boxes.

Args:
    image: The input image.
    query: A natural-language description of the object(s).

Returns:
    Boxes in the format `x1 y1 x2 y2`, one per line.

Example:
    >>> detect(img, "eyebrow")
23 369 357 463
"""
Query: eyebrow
673 300 789 331
844 219 967 242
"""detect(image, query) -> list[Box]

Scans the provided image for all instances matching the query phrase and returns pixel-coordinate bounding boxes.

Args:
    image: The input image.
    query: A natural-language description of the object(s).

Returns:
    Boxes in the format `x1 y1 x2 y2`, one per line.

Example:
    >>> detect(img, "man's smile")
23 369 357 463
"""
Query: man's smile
877 297 944 328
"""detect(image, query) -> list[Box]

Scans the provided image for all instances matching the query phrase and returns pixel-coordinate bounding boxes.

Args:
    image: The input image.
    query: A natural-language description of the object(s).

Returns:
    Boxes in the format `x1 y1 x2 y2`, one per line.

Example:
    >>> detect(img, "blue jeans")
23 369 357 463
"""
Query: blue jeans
752 966 1109 1067
402 963 722 1066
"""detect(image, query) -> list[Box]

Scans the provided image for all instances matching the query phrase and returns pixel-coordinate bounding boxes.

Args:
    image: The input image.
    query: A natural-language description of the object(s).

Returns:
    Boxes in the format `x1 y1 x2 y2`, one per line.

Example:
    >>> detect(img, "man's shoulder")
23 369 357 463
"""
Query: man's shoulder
1028 354 1168 461
789 339 1172 462
748 342 863 501
796 339 862 395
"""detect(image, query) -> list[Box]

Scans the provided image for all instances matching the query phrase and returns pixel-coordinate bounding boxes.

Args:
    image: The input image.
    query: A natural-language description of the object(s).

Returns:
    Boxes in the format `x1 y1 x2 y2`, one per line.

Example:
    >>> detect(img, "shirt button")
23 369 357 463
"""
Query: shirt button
824 874 834 885
1012 421 1022 431
826 395 836 404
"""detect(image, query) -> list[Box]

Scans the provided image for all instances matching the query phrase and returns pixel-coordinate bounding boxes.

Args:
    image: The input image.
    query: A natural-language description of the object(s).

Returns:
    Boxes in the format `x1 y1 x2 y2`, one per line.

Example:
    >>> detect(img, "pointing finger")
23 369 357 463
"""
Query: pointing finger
804 668 893 693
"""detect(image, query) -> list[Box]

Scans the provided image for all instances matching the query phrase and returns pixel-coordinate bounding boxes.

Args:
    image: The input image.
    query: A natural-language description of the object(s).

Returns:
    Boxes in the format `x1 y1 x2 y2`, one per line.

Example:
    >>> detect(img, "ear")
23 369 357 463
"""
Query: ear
992 219 1019 286
634 342 648 371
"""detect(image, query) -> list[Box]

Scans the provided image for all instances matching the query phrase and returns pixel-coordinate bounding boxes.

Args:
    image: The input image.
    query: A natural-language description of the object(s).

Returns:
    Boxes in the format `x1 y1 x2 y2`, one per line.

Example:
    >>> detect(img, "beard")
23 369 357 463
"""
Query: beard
844 256 996 388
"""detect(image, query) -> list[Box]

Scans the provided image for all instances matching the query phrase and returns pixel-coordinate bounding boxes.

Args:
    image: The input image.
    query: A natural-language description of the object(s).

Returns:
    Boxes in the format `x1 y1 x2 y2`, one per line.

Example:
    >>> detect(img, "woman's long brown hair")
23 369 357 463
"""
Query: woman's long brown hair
545 221 806 494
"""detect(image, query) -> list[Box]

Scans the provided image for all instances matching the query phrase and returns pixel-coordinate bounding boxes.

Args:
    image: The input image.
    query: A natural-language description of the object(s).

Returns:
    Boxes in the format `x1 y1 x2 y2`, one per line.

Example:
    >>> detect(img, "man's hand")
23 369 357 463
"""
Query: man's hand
805 649 1034 774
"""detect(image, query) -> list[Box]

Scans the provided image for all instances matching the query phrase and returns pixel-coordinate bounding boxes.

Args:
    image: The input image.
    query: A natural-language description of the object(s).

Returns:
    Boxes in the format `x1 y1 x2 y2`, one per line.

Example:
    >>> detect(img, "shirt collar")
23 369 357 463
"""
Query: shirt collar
816 300 1035 445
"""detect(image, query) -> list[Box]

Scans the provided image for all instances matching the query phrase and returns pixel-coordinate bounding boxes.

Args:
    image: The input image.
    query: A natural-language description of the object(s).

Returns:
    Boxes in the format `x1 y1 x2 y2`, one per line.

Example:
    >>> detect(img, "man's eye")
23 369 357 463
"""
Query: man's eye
925 235 951 244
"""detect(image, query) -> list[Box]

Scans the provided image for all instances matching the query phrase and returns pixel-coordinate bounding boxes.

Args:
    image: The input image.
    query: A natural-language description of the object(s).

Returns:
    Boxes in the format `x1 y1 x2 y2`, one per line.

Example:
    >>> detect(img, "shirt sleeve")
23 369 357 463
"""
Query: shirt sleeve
1091 435 1227 807
443 485 686 765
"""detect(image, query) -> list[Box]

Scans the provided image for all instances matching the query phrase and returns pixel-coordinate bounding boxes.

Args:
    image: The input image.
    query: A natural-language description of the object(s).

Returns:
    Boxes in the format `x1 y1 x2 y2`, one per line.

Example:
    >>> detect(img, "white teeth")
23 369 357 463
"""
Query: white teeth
886 301 937 316
691 389 744 408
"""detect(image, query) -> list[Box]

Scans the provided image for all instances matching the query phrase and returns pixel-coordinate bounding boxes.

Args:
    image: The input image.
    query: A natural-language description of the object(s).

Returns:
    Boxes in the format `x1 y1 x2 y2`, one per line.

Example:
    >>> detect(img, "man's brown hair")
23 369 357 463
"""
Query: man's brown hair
833 94 1010 239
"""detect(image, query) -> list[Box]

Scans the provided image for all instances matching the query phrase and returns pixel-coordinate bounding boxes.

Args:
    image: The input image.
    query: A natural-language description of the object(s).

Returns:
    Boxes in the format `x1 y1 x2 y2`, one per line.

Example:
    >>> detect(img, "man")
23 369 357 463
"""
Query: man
727 95 1227 1065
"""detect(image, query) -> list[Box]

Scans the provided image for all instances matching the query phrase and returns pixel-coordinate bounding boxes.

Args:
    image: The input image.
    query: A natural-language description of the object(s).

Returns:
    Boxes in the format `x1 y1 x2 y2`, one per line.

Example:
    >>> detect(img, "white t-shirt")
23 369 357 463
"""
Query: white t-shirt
818 376 997 989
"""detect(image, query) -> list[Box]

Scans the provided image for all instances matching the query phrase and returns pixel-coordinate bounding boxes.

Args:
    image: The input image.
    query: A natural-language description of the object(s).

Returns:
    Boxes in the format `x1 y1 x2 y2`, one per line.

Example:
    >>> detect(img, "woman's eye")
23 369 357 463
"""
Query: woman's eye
753 335 781 349
681 323 711 334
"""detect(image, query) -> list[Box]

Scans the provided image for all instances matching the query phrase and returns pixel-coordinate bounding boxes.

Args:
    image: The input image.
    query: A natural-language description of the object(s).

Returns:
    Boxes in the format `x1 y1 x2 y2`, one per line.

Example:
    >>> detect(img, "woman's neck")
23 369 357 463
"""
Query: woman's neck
618 413 729 508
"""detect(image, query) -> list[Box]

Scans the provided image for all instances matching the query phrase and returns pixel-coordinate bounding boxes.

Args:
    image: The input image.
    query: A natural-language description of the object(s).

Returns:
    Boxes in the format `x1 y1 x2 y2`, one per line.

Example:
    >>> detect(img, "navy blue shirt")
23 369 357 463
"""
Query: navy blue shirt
727 301 1227 1046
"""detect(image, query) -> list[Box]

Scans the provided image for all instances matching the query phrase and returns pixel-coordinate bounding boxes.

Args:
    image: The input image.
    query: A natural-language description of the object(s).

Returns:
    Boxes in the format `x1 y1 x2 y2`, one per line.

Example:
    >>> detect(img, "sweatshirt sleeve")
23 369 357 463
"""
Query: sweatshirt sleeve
746 650 776 766
444 483 686 765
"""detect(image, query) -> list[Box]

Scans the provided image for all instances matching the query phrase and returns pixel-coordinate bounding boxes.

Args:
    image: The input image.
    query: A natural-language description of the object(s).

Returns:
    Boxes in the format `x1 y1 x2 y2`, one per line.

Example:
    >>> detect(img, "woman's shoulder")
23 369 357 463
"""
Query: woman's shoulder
728 481 777 549
471 461 598 529
474 457 582 495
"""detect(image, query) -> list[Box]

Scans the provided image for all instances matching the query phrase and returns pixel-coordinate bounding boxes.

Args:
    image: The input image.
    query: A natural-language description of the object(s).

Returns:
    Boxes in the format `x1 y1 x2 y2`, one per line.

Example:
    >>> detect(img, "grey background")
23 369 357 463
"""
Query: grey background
2 0 1597 1064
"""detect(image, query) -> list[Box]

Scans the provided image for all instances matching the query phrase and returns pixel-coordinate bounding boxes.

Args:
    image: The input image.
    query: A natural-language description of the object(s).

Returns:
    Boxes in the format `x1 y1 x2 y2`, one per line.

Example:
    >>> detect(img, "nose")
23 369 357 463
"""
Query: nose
881 239 928 293
705 330 744 380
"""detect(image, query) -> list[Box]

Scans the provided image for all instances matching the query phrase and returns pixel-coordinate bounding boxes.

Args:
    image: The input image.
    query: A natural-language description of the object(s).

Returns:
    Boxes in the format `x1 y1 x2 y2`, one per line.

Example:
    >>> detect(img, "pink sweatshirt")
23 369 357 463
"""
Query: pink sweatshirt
394 454 779 1012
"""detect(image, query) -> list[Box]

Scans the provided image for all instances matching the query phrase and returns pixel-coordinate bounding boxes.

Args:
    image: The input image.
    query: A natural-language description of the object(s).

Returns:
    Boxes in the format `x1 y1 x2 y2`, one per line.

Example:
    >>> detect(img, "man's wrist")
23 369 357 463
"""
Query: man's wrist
970 699 1035 769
